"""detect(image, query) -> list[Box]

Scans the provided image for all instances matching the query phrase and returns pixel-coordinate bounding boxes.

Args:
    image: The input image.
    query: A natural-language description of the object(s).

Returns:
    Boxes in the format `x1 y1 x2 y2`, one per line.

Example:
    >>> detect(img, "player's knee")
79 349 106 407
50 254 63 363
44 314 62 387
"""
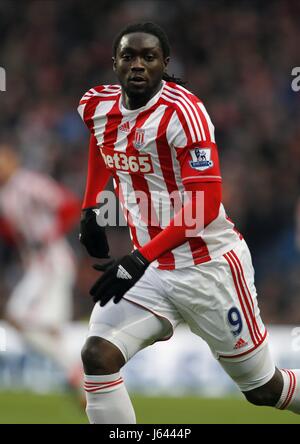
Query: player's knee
81 336 125 374
243 368 283 407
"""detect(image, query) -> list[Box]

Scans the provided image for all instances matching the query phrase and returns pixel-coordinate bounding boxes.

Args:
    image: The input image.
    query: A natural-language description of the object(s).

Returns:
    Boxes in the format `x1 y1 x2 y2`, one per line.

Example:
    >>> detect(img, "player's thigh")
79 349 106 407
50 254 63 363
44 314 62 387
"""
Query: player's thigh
123 264 184 333
29 246 75 326
37 276 73 325
7 260 73 328
87 298 173 363
165 239 267 359
219 343 276 392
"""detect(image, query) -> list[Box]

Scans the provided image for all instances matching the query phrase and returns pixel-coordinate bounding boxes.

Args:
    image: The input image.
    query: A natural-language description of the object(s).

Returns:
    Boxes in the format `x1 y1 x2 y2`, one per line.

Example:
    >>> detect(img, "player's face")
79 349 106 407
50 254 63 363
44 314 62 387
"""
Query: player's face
113 32 169 108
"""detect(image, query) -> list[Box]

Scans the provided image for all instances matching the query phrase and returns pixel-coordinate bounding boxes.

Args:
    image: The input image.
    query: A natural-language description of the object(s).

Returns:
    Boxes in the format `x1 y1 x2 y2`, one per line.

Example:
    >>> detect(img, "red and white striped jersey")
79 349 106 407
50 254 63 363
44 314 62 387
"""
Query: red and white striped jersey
78 80 241 269
0 168 78 249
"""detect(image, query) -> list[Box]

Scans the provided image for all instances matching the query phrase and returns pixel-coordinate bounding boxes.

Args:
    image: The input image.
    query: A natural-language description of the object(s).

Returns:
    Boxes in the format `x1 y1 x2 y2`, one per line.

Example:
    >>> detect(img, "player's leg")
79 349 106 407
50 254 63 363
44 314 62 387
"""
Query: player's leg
220 345 300 413
218 242 300 413
81 297 174 424
5 245 76 375
81 264 181 424
5 259 46 328
164 239 300 414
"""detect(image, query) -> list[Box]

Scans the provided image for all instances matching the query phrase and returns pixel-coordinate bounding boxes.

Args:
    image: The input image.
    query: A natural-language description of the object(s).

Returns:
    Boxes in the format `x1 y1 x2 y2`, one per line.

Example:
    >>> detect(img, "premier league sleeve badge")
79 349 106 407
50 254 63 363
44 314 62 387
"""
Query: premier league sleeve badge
189 148 214 171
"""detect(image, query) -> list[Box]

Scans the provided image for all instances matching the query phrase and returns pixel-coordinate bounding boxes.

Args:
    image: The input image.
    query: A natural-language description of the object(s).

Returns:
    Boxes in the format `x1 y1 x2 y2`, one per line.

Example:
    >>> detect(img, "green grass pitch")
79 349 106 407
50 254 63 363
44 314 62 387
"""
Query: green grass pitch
0 392 299 424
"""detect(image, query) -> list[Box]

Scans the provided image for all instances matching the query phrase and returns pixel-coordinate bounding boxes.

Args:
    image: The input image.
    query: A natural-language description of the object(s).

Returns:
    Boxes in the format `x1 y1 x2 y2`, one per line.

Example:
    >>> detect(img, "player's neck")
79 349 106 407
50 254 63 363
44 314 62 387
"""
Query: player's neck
122 82 163 110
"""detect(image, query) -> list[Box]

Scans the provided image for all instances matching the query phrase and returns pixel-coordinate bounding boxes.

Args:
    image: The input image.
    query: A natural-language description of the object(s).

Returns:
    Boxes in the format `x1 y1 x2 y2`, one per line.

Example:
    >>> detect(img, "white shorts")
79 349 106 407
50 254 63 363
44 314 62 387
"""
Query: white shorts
124 238 267 360
88 239 267 360
6 240 76 329
87 239 275 391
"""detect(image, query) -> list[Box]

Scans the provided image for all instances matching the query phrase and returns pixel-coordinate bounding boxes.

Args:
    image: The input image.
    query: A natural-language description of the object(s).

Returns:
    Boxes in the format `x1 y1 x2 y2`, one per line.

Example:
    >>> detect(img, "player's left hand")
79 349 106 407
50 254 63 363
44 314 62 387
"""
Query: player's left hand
90 250 150 306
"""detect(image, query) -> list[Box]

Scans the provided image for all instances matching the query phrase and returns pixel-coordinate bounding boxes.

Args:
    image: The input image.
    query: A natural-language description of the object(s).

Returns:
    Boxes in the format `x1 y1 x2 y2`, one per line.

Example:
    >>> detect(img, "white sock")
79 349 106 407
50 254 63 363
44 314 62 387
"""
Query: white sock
84 373 136 424
276 369 300 413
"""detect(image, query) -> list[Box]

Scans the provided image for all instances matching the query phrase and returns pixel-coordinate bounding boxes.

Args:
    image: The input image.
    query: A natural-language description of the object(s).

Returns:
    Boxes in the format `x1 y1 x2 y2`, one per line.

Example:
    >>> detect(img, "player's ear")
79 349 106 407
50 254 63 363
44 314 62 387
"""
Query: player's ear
112 57 117 72
163 57 170 72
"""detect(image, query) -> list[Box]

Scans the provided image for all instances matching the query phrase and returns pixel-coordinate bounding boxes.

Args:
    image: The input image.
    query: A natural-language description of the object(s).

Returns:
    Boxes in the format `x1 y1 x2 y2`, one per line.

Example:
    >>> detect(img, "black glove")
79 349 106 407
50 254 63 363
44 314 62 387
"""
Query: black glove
79 207 109 259
90 250 150 306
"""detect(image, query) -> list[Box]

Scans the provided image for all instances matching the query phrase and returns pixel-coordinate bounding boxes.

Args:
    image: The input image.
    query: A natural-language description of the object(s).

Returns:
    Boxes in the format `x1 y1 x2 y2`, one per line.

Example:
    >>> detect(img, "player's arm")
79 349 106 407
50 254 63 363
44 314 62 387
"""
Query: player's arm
139 180 221 261
79 134 111 258
139 102 222 261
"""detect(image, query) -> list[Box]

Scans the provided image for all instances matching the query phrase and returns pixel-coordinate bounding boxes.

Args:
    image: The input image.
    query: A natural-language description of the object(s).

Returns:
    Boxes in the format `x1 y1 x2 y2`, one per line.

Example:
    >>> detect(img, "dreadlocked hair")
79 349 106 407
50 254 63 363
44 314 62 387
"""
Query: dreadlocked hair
162 73 186 85
113 22 186 86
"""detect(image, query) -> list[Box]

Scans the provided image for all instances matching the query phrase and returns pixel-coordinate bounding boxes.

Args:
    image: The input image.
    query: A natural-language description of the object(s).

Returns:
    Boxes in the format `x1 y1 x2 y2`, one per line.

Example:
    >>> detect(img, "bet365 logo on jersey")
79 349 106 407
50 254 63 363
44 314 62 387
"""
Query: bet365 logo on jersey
189 148 213 171
100 147 153 174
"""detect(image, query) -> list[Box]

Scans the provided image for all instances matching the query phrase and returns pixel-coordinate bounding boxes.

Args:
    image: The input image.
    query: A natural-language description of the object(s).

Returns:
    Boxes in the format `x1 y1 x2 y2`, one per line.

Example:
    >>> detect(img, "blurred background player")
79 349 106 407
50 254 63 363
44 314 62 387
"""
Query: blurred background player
0 143 81 386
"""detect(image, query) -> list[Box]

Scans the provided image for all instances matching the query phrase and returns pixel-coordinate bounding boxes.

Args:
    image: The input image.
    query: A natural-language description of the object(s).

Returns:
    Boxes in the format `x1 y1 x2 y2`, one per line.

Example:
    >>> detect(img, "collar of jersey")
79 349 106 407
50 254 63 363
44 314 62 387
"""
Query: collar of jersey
119 80 165 115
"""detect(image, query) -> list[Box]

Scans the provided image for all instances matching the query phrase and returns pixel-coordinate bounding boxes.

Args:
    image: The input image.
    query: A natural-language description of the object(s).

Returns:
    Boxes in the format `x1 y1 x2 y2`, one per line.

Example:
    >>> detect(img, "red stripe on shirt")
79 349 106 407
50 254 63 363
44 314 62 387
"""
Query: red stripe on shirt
83 96 102 133
84 95 123 211
127 104 174 268
157 105 210 265
165 85 206 141
171 103 211 262
114 174 141 249
102 99 123 147
162 89 199 143
194 101 211 141
155 106 180 269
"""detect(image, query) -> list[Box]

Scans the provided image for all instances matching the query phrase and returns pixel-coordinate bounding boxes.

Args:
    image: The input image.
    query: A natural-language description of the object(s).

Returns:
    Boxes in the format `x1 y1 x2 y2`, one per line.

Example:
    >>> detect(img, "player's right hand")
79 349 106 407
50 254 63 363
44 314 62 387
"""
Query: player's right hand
79 207 110 259
90 250 149 306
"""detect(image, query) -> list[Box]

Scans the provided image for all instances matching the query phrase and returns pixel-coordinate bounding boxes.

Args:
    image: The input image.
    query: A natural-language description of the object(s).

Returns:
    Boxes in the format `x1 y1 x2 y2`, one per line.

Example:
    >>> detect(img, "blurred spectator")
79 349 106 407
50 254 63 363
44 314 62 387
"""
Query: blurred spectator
0 0 299 323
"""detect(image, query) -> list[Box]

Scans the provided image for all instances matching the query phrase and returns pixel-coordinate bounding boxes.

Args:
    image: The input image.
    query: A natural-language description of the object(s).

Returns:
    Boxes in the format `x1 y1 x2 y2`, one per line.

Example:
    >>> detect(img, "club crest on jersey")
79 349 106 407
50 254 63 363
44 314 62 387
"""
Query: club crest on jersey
189 148 213 171
133 128 145 149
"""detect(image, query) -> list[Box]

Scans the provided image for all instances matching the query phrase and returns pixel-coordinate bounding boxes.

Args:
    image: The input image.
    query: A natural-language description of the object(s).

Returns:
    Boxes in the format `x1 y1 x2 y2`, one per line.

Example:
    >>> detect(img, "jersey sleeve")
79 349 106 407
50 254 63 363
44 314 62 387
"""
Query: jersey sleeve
78 87 112 209
167 102 222 185
82 134 111 209
77 86 105 131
